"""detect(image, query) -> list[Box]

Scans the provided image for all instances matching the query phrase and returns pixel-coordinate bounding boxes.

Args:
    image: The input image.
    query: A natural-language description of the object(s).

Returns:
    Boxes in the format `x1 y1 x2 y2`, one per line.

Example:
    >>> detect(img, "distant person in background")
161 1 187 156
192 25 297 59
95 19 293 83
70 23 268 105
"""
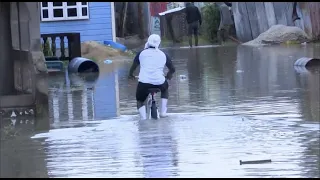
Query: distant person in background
185 2 202 47
216 2 234 45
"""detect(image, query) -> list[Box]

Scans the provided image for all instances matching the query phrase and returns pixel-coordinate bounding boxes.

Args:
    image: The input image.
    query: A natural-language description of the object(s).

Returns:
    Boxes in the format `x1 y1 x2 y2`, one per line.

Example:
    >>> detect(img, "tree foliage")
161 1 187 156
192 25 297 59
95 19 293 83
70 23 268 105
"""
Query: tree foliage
42 39 52 57
201 4 221 43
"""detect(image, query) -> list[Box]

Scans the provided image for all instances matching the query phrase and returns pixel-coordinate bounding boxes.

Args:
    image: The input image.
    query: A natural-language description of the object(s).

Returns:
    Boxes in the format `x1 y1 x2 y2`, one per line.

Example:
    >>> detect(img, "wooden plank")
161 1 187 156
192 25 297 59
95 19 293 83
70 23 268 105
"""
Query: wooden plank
48 69 63 73
46 61 64 71
41 33 80 38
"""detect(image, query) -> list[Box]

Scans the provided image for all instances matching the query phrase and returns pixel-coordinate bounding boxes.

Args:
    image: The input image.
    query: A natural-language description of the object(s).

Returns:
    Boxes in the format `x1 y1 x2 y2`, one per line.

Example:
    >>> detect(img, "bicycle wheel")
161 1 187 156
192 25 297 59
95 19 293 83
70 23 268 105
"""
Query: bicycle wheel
150 100 158 119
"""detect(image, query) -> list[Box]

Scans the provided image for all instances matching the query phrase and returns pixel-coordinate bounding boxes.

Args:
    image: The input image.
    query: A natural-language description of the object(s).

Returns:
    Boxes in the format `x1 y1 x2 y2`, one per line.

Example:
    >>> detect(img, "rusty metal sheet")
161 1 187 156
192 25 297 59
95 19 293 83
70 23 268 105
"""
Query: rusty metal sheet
284 2 294 26
255 2 269 34
264 2 276 28
231 1 319 41
232 2 253 42
273 2 289 25
297 2 312 38
309 2 320 39
246 2 260 39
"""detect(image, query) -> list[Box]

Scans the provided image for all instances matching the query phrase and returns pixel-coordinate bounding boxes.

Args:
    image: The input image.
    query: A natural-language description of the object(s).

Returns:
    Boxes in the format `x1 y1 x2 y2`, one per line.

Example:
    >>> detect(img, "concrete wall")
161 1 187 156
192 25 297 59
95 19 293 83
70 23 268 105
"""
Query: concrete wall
0 3 15 95
0 2 48 120
232 2 320 42
1 2 45 95
40 2 114 45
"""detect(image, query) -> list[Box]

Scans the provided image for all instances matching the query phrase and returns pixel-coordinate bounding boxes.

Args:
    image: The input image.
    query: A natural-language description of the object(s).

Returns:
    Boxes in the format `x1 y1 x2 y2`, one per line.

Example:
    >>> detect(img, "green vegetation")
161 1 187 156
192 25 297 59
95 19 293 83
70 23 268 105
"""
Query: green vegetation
160 3 222 47
42 39 53 57
200 3 221 43
125 50 136 58
62 60 69 68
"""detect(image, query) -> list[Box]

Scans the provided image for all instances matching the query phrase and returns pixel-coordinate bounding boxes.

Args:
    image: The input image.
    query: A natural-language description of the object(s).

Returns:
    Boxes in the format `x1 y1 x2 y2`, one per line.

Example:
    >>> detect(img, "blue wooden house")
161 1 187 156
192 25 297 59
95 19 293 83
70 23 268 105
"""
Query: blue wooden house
40 2 116 43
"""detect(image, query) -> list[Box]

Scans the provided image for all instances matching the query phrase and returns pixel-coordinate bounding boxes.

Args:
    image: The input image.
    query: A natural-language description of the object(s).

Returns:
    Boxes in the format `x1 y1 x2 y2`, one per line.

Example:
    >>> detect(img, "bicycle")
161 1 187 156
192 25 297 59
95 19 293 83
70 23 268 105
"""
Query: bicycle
146 88 161 120
131 76 166 120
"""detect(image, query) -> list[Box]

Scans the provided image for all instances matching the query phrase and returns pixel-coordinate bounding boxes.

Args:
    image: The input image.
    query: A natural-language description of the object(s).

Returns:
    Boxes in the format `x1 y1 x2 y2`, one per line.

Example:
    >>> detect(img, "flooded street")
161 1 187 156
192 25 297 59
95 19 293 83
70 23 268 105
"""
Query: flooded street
1 44 319 178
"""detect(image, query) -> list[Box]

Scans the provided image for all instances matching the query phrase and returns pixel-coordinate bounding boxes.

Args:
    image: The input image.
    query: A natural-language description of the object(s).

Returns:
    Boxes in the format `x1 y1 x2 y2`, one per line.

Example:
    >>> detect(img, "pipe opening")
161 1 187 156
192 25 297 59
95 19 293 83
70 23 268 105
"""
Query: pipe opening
305 59 320 67
68 57 100 73
78 61 99 73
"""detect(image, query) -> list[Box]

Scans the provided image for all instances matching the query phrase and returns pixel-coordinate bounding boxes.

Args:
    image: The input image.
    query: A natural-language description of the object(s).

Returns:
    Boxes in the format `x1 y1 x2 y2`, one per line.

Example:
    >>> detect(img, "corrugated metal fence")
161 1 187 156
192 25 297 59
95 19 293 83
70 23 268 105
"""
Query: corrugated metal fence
298 2 320 40
160 12 188 41
232 2 320 42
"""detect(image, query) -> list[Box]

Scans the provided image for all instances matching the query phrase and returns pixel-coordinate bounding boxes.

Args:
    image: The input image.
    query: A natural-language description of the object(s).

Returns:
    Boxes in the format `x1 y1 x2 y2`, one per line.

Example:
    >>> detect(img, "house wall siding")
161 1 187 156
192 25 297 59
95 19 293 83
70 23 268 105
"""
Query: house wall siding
40 2 113 45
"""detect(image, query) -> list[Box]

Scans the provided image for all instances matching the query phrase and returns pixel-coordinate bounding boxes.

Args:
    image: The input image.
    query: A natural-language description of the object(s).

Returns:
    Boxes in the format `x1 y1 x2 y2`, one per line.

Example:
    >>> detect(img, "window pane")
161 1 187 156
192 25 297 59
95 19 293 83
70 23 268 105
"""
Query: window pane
81 2 87 5
42 9 48 18
67 8 77 17
53 2 63 7
82 7 88 16
42 2 48 7
67 2 76 6
53 9 63 17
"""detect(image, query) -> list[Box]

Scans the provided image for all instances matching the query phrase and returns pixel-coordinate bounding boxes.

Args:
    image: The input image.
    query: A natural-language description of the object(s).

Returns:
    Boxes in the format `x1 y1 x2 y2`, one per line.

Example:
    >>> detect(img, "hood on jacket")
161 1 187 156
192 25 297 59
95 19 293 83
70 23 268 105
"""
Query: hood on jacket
144 34 161 49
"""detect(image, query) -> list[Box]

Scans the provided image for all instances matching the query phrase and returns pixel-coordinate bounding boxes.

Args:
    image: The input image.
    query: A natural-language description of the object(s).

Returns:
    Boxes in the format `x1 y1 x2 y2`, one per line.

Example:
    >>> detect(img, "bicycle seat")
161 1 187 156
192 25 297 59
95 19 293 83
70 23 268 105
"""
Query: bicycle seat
148 88 160 93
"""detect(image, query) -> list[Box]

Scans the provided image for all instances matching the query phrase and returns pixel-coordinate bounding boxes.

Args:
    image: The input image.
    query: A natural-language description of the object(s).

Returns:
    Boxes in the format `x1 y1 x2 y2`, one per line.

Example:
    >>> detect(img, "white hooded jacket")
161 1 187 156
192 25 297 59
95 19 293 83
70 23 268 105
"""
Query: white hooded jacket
133 34 174 85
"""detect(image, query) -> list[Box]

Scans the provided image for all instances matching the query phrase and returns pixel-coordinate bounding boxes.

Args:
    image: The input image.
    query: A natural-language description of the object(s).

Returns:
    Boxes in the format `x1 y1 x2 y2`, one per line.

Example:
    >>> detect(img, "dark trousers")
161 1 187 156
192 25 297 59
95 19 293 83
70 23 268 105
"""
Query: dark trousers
136 81 169 103
217 25 230 44
187 21 200 47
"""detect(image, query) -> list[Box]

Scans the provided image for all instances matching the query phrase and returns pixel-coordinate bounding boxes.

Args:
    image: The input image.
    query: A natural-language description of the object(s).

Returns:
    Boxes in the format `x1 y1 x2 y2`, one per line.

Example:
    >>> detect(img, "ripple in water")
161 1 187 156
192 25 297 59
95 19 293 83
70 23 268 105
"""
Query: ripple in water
31 113 319 178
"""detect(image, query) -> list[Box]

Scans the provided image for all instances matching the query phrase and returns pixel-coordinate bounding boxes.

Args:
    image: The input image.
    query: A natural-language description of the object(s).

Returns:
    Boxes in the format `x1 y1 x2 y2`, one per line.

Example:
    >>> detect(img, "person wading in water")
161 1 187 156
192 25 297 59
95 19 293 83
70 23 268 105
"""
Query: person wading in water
185 2 202 47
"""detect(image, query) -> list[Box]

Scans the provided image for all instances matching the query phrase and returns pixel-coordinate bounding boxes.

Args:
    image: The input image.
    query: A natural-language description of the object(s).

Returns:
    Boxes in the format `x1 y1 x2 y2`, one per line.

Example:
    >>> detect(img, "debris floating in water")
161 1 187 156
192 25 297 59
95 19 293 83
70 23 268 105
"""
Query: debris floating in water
104 59 113 64
236 70 244 73
240 159 272 165
179 75 187 79
179 75 188 82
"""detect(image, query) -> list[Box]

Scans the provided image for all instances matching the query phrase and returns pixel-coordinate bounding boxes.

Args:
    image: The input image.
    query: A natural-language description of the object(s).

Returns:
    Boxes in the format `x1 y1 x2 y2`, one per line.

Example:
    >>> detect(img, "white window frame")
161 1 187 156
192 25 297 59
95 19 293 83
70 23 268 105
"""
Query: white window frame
40 2 89 22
